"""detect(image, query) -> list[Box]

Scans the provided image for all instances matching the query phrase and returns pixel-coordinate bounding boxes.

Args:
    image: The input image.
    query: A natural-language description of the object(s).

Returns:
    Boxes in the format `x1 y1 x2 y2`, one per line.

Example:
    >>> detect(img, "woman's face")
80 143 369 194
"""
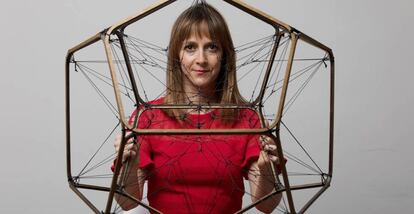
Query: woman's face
179 32 222 94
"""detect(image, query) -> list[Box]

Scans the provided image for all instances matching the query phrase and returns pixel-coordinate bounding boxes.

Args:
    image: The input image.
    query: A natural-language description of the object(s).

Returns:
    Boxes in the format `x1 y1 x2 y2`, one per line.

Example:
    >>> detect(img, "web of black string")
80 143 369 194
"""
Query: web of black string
115 33 168 101
73 61 119 119
281 120 323 175
110 39 135 104
261 58 327 125
72 32 327 213
238 35 278 102
265 56 326 176
76 121 120 180
261 37 291 105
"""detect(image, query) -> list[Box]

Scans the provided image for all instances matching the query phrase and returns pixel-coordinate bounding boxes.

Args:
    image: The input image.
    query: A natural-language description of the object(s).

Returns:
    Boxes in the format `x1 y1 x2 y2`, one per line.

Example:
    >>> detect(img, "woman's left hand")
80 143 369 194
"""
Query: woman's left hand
257 136 280 174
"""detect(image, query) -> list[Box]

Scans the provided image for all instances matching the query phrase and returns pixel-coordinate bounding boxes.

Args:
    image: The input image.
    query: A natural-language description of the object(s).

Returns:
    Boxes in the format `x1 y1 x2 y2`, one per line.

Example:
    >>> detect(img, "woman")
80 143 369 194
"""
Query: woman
114 2 281 213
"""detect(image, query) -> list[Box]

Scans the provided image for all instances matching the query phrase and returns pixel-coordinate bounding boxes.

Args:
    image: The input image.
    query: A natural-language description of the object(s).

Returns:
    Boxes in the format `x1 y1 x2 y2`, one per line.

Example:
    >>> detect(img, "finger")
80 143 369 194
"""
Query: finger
122 150 130 162
260 135 270 147
260 150 270 163
124 144 133 152
126 137 135 146
264 144 277 154
125 131 135 141
122 149 136 163
264 144 276 151
125 143 138 152
268 155 279 163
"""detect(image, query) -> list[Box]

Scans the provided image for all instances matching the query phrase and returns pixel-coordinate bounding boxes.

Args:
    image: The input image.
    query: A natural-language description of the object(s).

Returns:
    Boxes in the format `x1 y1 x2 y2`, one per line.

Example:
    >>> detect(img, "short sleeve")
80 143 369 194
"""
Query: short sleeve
109 136 155 171
242 135 261 179
130 108 154 169
240 109 262 179
138 136 153 169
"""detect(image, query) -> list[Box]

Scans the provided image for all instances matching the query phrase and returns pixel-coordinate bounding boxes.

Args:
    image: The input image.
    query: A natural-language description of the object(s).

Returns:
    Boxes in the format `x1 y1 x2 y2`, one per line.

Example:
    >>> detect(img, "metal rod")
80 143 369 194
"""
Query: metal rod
255 30 282 105
274 130 296 214
115 30 144 105
272 33 298 130
223 0 291 31
104 128 127 213
298 177 331 213
270 32 300 213
69 183 101 214
328 50 335 177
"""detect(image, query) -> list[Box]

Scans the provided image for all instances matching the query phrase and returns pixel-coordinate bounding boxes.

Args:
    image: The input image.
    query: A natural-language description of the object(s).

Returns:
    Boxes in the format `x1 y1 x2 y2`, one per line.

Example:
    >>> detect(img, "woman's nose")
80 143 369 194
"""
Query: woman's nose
195 50 207 65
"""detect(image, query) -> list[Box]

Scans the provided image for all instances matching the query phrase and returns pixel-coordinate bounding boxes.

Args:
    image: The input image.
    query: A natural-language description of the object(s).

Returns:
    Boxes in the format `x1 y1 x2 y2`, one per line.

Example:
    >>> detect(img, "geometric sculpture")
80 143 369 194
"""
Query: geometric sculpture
65 0 334 213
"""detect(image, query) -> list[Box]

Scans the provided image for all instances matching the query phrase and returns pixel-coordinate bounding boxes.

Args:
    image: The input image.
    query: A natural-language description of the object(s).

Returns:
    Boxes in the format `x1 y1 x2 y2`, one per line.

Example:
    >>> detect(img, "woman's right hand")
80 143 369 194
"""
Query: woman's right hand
113 132 144 208
114 132 138 163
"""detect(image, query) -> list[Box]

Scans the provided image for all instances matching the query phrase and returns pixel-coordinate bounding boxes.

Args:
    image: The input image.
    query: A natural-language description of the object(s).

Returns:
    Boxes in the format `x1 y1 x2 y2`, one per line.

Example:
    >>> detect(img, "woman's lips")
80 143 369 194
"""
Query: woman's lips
194 69 208 74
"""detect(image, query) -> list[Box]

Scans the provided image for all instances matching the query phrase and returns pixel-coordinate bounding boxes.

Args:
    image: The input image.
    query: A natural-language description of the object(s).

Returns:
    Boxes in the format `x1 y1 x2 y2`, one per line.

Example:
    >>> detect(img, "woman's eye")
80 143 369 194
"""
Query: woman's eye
184 44 196 52
207 44 218 51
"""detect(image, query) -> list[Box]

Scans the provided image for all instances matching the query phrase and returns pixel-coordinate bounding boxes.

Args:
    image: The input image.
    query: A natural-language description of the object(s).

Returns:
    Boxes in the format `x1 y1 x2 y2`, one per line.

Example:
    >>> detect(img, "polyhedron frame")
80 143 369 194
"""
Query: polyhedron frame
65 0 335 213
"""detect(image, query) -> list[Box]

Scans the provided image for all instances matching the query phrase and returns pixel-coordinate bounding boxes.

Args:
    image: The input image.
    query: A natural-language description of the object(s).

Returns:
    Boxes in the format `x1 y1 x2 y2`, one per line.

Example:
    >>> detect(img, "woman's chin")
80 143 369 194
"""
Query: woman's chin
188 79 213 89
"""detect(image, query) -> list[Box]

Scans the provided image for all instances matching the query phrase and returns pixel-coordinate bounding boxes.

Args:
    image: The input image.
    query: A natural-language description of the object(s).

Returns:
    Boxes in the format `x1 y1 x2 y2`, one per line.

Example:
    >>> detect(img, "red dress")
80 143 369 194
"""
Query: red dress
131 98 261 214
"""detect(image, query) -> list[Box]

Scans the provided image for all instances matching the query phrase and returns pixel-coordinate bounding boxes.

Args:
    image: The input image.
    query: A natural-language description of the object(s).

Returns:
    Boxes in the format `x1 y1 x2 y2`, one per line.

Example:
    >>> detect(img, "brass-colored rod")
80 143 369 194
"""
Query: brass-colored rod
116 190 163 214
110 0 176 32
236 189 283 214
270 33 299 213
130 128 269 135
73 181 163 213
104 128 128 213
273 130 296 214
255 30 282 105
67 32 102 56
105 127 131 214
298 177 331 214
69 183 101 214
103 34 130 130
328 50 335 177
272 33 298 130
236 181 326 214
255 31 283 131
114 30 143 105
103 2 177 128
289 182 325 191
65 31 105 214
66 32 103 184
265 133 282 189
114 132 135 190
72 182 111 192
224 0 291 31
295 28 333 53
137 104 256 109
102 1 178 128
65 52 73 183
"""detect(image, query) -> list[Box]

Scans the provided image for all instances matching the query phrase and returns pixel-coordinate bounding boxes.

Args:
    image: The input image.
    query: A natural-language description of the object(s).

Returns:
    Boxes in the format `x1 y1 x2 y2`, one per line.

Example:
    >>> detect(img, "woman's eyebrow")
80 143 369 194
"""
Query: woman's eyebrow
183 40 197 46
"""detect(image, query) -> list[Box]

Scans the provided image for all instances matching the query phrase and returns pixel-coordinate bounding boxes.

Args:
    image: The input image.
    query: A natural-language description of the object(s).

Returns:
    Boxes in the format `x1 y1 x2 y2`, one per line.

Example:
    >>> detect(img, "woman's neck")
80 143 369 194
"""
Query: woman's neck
183 86 218 104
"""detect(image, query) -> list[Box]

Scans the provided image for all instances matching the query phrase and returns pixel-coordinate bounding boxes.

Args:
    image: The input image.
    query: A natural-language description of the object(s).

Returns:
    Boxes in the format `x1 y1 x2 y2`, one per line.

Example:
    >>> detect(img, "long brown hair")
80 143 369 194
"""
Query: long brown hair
164 2 245 123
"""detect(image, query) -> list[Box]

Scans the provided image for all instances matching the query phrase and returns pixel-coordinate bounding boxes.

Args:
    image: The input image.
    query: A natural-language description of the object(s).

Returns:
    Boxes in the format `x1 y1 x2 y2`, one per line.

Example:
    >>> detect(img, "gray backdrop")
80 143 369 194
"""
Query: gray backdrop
0 0 413 213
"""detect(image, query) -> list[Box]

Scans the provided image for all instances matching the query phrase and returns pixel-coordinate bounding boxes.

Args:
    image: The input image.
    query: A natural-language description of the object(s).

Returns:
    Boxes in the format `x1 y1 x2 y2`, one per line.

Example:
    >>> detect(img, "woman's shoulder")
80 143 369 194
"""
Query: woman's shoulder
134 97 166 112
146 97 165 105
129 97 167 123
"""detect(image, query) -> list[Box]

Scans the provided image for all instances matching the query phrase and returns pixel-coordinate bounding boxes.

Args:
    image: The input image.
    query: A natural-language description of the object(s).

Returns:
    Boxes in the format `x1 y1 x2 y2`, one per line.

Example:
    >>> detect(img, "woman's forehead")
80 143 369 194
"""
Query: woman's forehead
186 21 213 41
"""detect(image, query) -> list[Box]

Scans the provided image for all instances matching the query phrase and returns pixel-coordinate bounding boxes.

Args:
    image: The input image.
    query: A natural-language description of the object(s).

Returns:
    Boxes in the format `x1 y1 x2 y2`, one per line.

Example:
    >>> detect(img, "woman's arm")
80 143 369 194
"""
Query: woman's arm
114 165 146 210
113 133 146 211
248 142 282 213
